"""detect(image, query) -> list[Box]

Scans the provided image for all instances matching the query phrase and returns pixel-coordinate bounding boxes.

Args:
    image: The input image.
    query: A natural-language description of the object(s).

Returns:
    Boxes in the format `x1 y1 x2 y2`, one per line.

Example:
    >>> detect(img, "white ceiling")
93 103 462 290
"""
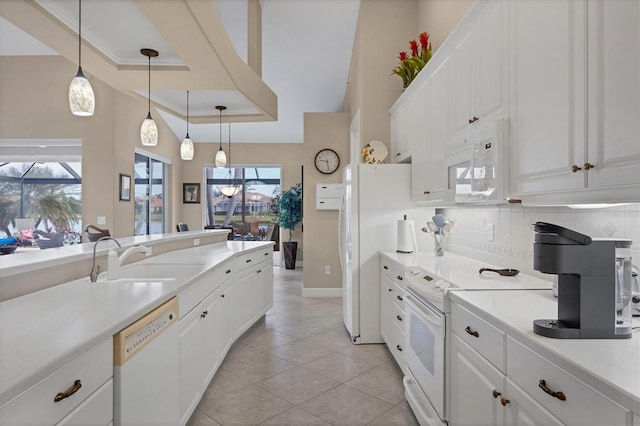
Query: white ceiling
0 0 360 144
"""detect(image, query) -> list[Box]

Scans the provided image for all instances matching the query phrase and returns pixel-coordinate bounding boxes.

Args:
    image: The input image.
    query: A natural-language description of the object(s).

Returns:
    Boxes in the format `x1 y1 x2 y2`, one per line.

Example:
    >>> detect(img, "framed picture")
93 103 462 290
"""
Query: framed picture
119 173 131 202
183 183 200 204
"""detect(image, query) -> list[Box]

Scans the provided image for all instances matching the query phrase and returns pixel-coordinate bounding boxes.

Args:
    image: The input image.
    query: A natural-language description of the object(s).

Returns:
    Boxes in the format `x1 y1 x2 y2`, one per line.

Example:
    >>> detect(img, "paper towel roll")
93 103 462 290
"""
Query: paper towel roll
397 219 418 253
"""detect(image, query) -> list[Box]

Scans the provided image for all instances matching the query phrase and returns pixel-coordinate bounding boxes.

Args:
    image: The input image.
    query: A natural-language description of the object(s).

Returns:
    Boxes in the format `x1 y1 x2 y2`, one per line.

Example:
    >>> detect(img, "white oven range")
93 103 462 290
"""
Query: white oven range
403 265 552 425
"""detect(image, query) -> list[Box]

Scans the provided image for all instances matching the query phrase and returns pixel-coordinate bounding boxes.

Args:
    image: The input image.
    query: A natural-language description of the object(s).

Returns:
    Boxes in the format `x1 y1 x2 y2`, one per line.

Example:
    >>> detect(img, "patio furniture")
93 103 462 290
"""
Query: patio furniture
34 230 64 249
84 225 111 242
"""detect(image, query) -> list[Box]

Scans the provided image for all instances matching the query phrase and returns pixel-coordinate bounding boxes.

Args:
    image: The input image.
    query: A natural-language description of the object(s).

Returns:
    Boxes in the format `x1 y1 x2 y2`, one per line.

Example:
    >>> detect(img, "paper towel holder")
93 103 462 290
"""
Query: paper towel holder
397 215 418 254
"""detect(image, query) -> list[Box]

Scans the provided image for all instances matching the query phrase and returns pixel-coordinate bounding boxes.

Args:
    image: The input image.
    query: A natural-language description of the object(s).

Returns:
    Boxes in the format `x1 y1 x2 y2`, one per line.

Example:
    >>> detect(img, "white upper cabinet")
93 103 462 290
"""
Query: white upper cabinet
586 0 640 191
510 0 640 203
452 0 508 140
510 0 588 196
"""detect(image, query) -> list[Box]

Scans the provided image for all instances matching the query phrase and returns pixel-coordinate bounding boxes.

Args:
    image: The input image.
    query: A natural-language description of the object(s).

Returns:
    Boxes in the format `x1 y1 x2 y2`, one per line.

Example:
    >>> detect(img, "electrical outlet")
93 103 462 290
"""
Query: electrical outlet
324 266 331 275
97 216 106 225
194 238 200 246
487 224 494 242
145 247 152 257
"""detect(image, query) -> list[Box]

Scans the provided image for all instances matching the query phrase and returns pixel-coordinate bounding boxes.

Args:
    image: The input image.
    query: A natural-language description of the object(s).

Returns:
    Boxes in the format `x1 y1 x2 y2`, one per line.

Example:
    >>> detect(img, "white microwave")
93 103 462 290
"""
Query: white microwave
445 119 510 204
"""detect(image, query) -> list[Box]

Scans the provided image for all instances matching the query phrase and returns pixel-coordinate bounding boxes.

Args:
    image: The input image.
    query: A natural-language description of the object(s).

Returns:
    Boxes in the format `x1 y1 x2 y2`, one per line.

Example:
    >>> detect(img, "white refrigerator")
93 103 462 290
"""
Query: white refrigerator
339 163 433 344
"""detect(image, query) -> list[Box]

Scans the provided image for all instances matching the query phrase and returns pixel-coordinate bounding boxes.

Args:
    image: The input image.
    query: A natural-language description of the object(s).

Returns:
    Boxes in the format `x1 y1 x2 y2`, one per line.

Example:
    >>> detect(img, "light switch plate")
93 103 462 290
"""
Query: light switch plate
97 216 106 225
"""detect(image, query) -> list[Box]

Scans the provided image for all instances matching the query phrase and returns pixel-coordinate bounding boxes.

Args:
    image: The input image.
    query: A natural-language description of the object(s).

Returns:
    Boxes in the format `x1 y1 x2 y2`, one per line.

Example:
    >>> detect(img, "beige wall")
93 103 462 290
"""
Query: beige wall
343 0 419 158
302 113 350 290
418 0 474 53
0 55 181 238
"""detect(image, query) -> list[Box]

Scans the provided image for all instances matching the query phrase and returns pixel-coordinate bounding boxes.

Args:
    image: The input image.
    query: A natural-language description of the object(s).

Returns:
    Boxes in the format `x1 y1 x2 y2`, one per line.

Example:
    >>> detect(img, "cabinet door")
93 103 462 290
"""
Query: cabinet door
234 268 256 337
451 334 506 426
452 26 476 137
424 54 451 202
510 0 587 195
380 276 394 343
504 378 563 426
218 282 234 358
391 103 410 163
257 260 274 314
201 290 223 387
586 0 640 190
179 305 205 422
411 78 433 202
476 0 508 122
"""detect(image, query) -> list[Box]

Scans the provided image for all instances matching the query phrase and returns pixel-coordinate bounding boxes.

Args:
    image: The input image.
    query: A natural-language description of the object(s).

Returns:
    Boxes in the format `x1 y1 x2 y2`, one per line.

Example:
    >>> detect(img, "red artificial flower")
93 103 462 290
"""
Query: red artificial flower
399 51 407 61
419 32 429 51
409 40 419 57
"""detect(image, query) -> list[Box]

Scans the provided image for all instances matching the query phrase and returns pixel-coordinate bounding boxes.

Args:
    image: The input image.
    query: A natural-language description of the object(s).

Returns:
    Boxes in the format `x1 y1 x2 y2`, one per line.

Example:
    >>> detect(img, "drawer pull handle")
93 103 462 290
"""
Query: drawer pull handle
396 295 403 301
388 288 393 292
383 265 389 270
396 275 403 281
465 326 479 338
226 269 231 274
246 259 252 263
396 344 403 352
221 294 225 298
492 390 501 399
572 164 582 173
500 397 510 406
54 379 82 402
396 315 403 322
423 190 431 195
539 380 566 401
257 269 262 274
265 252 269 256
201 310 208 318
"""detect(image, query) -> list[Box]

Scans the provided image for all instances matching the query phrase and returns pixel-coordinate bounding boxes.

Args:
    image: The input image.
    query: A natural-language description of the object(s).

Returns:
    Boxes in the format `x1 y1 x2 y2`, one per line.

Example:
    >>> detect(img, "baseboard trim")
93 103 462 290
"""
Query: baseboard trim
301 287 342 297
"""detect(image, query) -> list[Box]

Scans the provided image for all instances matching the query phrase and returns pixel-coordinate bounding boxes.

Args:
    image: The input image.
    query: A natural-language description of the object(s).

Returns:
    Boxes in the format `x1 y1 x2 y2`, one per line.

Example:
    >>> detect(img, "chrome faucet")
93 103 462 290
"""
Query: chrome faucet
107 244 152 280
90 236 122 282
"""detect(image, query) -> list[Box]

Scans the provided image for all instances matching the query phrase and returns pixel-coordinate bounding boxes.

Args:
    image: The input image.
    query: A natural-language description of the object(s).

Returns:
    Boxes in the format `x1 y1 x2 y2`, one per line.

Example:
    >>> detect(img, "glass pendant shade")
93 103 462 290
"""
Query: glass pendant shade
215 148 227 168
180 137 194 160
69 0 94 116
140 48 159 147
140 113 158 146
180 91 194 160
220 185 240 197
69 67 95 116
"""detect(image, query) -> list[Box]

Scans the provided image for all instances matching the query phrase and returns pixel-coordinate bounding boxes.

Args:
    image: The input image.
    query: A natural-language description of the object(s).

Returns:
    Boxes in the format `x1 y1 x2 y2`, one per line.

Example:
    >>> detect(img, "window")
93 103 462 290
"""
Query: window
204 166 280 241
0 162 82 243
134 153 167 235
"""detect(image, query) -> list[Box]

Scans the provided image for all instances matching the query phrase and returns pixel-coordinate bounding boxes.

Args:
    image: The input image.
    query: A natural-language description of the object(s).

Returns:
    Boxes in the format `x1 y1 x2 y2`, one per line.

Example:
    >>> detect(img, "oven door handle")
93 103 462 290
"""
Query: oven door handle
405 294 444 329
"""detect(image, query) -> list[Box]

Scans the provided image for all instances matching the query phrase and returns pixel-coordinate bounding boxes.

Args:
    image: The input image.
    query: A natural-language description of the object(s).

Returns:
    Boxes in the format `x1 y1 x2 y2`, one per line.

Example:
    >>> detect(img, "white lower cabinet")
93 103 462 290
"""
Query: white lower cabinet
179 247 273 425
450 300 633 426
451 334 506 426
379 255 407 371
0 339 113 425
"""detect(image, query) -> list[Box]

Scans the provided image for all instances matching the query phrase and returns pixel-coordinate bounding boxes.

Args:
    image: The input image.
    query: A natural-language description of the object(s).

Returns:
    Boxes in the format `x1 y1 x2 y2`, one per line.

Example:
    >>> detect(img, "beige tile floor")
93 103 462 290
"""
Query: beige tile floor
187 267 419 426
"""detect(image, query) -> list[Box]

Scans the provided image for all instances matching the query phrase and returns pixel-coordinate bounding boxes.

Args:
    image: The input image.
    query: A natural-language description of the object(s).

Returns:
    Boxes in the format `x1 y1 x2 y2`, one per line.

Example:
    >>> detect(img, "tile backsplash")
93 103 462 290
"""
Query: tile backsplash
436 204 640 279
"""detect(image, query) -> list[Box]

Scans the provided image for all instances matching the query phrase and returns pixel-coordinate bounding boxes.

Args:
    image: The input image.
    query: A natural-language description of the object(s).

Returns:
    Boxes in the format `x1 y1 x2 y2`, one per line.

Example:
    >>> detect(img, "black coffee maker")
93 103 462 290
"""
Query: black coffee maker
533 222 633 339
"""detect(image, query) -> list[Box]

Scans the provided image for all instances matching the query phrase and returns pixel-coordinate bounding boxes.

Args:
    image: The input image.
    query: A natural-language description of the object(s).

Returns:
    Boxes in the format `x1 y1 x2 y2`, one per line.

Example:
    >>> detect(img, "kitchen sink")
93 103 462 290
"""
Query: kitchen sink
107 263 203 281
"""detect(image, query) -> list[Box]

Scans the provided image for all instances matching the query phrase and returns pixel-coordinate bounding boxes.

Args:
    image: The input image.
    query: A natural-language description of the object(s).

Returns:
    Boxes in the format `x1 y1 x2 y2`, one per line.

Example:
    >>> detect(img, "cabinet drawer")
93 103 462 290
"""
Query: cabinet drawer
57 379 113 426
390 296 405 329
0 339 113 425
235 248 273 271
387 322 406 371
507 337 629 425
380 258 404 286
451 303 505 372
391 279 405 310
179 261 231 316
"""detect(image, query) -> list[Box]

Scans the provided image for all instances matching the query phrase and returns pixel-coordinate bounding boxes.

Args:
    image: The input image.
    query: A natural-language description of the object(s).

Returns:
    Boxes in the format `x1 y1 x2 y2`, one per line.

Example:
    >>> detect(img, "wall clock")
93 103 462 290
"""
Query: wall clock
314 148 340 174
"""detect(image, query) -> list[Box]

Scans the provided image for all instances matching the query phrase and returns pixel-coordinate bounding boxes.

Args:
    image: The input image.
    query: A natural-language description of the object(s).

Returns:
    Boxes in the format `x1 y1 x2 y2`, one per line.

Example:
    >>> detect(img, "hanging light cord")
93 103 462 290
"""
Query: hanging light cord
219 108 223 150
78 0 82 67
186 90 190 137
147 54 151 113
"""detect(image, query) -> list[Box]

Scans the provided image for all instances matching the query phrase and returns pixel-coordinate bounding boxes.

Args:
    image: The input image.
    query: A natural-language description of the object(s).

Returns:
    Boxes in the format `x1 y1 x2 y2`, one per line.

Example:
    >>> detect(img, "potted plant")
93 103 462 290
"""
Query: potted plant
276 183 302 269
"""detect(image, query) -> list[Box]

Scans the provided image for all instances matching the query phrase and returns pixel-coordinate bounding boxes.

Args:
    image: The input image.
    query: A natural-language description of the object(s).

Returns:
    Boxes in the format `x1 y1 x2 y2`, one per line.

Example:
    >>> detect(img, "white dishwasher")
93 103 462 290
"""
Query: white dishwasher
113 297 180 426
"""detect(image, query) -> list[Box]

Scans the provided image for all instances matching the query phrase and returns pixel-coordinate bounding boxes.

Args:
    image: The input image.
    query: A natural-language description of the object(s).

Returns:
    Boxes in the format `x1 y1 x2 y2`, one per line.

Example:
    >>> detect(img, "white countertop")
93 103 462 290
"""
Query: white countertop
449 290 640 414
380 250 553 291
0 239 272 406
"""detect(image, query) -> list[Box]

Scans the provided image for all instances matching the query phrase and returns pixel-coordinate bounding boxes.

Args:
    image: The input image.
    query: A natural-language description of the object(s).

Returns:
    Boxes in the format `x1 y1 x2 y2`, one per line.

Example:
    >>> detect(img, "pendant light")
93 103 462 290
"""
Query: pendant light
180 91 194 160
140 48 159 146
214 105 227 168
68 0 95 116
220 120 240 197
